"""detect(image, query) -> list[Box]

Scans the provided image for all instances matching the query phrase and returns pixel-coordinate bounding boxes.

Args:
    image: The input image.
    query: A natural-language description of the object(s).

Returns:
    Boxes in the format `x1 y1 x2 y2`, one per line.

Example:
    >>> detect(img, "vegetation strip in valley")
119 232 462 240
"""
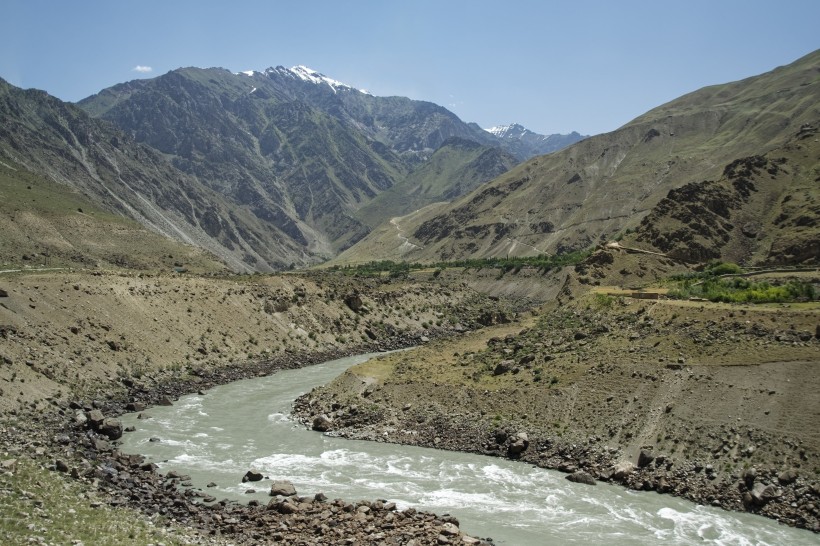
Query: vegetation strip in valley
664 261 818 304
326 248 593 278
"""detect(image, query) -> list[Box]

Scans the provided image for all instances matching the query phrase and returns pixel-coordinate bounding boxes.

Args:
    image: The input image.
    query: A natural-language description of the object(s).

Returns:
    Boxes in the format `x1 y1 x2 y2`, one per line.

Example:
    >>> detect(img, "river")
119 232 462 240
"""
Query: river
120 353 816 545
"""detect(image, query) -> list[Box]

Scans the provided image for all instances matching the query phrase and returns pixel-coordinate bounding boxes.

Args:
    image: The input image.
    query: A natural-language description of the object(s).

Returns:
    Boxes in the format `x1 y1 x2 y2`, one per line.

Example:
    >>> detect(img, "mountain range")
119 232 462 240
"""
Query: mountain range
1 52 817 273
0 66 583 270
338 50 819 267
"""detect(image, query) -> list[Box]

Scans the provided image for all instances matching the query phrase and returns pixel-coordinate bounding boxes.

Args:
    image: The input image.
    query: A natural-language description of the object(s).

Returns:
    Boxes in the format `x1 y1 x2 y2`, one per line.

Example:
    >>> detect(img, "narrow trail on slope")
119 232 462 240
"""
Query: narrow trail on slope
390 217 422 251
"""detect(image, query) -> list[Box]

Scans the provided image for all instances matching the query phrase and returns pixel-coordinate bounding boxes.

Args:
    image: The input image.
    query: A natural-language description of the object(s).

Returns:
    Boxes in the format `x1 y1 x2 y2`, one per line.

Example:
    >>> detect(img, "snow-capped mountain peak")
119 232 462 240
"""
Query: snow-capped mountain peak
262 65 369 94
485 123 530 139
288 65 351 91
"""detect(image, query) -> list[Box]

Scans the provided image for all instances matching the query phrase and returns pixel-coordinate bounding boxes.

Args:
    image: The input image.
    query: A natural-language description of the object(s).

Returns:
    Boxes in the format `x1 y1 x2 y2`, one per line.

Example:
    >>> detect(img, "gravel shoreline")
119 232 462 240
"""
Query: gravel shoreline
2 334 494 545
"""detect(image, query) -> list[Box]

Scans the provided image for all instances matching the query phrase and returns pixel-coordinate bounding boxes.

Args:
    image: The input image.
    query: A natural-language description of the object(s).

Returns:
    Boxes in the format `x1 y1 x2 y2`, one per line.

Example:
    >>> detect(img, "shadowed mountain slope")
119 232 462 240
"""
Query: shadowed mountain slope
0 78 314 271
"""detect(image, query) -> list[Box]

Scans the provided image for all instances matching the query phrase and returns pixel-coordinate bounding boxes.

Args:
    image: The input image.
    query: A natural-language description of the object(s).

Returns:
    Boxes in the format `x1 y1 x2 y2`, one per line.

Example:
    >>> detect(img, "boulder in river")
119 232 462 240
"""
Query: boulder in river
270 480 297 497
566 471 597 485
243 469 264 482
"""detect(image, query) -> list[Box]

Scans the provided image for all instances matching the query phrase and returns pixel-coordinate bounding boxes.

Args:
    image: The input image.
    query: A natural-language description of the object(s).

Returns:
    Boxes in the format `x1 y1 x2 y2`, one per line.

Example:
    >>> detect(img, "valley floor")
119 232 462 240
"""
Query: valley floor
0 266 818 543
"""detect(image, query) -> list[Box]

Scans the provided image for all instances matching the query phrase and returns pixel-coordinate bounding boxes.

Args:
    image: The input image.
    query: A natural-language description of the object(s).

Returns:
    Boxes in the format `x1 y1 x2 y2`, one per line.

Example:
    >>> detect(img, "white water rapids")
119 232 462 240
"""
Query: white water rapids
119 353 816 545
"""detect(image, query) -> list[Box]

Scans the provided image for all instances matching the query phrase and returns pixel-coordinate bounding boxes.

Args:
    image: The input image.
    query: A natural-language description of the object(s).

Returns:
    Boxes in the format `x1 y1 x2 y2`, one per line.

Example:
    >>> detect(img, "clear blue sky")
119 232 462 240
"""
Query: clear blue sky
3 0 818 136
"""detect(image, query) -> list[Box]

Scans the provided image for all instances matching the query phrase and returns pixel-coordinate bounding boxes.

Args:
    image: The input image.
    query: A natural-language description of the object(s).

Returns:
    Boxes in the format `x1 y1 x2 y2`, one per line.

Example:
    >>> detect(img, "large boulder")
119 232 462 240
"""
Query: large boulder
269 498 299 513
344 292 363 312
74 410 88 427
98 417 123 440
312 414 333 432
0 459 17 474
566 471 597 485
507 432 529 458
637 449 655 468
439 522 460 536
86 409 105 428
269 480 297 497
750 482 782 505
611 461 635 482
242 469 264 482
777 469 798 485
493 360 515 376
125 401 146 412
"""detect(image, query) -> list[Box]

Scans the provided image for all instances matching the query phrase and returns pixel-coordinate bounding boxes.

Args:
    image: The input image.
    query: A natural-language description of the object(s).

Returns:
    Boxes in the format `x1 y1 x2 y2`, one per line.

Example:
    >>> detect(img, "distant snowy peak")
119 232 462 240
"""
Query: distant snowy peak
485 123 534 139
485 123 587 160
256 65 370 94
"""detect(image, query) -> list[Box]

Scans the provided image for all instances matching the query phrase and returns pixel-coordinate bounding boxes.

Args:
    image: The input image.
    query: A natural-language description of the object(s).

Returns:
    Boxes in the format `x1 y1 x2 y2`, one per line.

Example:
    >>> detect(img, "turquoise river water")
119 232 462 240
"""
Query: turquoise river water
119 353 817 545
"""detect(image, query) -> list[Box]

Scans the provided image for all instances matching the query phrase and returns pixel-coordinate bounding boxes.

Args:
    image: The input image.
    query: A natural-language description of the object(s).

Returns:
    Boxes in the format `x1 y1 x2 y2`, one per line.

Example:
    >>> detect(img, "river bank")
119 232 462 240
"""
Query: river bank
2 268 817 542
0 268 551 544
292 297 820 534
1 344 492 545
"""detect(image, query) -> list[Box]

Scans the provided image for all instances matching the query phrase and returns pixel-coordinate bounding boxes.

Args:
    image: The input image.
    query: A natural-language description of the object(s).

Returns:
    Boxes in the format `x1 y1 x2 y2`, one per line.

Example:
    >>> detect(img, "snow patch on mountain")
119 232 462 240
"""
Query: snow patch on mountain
485 123 532 139
264 65 367 94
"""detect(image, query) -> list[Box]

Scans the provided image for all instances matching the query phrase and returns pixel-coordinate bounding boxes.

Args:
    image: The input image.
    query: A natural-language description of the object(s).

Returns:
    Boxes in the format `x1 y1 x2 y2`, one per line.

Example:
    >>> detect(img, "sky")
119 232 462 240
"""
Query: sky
2 1 819 136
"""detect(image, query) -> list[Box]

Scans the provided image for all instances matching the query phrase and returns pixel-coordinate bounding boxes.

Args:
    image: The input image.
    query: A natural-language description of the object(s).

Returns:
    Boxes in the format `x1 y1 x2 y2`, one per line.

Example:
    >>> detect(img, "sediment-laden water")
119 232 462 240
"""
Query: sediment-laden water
120 353 815 545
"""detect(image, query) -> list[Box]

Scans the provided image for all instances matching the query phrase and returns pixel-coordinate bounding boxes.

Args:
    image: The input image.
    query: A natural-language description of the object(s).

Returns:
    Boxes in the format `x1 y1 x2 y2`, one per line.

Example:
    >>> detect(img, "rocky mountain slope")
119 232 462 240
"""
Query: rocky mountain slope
631 131 819 265
355 137 519 229
0 159 225 272
0 78 319 272
340 50 820 265
77 66 581 263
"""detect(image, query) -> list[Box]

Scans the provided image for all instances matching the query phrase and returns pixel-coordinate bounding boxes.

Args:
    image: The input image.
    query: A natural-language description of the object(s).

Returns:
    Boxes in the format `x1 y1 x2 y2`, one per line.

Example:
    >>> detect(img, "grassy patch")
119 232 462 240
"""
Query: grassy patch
0 457 185 545
350 356 395 383
669 277 816 304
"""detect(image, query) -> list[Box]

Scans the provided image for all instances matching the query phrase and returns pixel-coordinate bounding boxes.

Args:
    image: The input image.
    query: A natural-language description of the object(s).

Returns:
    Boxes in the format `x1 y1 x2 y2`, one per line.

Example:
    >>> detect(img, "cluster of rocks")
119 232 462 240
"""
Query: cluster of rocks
1 397 493 545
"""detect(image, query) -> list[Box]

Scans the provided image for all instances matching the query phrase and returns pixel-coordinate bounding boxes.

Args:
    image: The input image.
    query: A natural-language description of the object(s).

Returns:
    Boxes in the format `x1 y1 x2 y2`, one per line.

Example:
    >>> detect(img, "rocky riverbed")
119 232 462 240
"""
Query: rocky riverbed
1 342 493 545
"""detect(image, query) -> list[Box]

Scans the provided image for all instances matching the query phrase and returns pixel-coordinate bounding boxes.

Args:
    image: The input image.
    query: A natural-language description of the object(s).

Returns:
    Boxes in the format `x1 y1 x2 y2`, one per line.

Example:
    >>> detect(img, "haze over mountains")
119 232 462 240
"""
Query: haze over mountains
1 53 818 272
